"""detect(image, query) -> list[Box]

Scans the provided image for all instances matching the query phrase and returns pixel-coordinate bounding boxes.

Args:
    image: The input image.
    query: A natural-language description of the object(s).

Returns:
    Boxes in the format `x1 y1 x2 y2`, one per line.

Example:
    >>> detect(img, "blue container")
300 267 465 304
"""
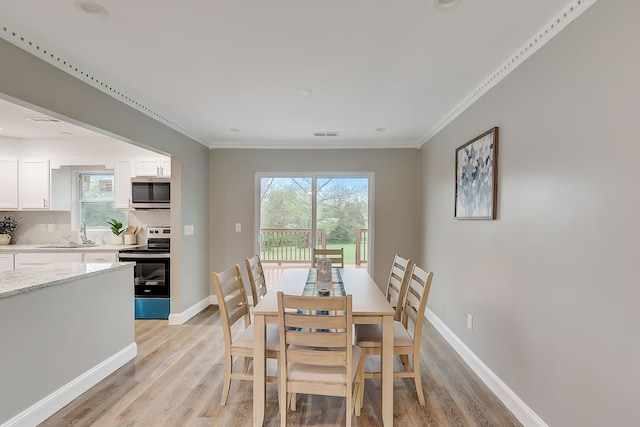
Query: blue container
135 298 170 319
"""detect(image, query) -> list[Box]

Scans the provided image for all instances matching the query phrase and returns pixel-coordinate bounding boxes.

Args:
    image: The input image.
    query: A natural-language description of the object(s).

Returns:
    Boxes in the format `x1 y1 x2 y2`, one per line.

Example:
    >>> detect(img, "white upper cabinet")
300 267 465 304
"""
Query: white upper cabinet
114 159 134 209
160 158 171 177
135 156 171 177
0 157 19 209
19 159 50 210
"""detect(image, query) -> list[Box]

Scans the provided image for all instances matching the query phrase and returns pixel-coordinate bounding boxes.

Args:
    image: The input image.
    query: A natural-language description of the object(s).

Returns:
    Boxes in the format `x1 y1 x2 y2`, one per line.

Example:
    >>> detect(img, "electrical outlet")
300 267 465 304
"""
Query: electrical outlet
184 225 194 235
235 223 241 232
467 314 473 331
40 224 46 232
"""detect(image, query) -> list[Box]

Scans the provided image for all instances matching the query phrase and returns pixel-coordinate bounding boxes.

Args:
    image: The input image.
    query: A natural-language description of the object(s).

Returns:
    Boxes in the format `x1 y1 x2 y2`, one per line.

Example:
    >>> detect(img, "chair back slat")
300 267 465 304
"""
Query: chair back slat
386 255 412 320
400 265 434 341
285 313 346 330
286 330 348 348
312 248 345 268
287 348 347 366
245 254 268 307
278 291 352 367
212 264 252 345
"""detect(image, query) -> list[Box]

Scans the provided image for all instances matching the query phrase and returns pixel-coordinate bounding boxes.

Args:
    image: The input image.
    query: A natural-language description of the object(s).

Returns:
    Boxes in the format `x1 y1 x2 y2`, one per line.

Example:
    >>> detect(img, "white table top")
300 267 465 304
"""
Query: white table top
253 268 394 317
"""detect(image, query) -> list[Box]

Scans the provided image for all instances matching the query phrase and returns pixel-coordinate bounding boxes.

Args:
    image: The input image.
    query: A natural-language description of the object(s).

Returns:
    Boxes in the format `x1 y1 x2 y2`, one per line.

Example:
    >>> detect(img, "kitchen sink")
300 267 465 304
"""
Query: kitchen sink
38 243 98 249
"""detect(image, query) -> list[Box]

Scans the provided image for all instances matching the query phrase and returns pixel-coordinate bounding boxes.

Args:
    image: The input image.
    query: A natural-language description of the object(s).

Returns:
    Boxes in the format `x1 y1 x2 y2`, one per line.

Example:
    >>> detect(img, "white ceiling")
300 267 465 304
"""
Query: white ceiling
0 0 590 148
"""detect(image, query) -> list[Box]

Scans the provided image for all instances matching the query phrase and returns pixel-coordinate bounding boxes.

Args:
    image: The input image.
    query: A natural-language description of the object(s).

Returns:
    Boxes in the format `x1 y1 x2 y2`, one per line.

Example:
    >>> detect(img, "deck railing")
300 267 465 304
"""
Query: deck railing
260 228 368 265
260 228 325 264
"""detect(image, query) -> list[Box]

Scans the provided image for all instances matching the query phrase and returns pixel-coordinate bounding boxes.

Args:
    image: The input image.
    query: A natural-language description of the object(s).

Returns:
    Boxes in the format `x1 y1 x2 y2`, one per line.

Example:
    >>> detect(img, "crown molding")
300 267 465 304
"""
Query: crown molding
0 25 208 148
208 140 420 150
419 0 600 147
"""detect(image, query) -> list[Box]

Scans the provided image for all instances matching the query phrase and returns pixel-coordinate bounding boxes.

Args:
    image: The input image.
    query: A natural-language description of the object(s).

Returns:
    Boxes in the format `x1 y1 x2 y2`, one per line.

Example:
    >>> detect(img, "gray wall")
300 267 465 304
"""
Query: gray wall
0 265 134 423
421 1 639 425
0 38 211 315
209 148 421 290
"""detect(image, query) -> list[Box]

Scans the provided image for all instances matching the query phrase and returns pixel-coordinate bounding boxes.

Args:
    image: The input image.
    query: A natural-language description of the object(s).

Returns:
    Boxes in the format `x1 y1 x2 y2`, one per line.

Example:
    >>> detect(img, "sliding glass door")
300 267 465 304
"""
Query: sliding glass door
256 173 372 282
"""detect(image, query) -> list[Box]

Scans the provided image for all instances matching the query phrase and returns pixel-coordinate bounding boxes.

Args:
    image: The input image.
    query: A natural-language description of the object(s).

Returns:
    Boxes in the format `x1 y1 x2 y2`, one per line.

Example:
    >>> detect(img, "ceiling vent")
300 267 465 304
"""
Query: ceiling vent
313 131 340 137
26 117 62 123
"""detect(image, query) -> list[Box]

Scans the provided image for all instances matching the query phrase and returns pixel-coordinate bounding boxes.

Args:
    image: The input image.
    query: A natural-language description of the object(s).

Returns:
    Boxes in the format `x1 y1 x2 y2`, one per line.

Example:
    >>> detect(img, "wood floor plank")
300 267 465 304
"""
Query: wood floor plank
40 306 521 426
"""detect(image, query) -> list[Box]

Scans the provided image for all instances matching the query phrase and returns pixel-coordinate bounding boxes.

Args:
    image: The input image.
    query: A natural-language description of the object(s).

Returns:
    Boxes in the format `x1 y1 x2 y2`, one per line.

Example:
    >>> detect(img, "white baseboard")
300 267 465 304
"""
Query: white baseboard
2 342 137 427
425 308 548 427
167 296 211 325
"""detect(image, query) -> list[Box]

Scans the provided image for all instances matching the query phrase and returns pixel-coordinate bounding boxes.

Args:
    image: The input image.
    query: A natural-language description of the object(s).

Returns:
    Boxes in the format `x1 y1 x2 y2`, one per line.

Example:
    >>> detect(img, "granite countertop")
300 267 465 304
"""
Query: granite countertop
0 262 134 299
0 244 143 253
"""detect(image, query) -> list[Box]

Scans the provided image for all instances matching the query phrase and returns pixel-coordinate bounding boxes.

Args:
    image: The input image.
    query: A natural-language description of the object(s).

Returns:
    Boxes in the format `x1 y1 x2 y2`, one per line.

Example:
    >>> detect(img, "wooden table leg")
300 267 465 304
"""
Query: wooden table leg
381 315 394 426
253 314 266 426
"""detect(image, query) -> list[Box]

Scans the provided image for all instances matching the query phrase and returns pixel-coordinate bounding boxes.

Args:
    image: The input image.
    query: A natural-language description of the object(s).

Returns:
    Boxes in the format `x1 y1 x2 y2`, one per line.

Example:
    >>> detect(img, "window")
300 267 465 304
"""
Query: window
79 173 127 229
256 173 373 281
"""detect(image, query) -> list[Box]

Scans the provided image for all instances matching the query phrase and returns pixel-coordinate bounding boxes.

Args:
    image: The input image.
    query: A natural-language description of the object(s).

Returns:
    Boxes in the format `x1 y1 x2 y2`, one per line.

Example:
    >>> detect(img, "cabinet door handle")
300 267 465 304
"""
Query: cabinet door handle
43 198 48 208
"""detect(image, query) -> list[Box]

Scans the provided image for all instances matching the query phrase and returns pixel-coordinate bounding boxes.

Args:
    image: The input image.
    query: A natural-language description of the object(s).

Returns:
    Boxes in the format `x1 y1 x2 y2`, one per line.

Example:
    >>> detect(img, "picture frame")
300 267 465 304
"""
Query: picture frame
454 127 499 219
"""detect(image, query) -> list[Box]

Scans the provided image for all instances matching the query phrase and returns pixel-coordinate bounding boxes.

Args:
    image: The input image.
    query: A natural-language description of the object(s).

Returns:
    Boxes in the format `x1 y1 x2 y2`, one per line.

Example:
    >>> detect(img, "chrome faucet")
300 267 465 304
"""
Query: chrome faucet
80 220 94 245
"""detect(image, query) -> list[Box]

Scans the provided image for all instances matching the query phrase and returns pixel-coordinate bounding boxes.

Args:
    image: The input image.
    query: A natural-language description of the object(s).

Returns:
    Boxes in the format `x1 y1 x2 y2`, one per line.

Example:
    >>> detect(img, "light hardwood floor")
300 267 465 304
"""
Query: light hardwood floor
41 306 521 426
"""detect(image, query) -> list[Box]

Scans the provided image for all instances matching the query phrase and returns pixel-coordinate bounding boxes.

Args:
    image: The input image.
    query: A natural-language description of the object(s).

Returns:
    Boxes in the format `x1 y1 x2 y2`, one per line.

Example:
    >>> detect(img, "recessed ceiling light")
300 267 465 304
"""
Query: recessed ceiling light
297 88 312 97
77 0 109 17
229 128 240 132
437 0 459 9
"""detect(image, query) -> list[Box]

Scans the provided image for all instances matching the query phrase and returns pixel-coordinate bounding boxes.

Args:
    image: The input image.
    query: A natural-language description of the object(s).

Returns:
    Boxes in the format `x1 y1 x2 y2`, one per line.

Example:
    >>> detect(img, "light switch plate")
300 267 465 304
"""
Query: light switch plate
235 223 241 232
184 225 194 235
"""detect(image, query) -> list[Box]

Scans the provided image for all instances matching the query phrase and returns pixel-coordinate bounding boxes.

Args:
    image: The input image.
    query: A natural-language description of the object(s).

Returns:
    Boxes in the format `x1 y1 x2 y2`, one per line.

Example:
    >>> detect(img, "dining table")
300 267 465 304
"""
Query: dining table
252 267 395 426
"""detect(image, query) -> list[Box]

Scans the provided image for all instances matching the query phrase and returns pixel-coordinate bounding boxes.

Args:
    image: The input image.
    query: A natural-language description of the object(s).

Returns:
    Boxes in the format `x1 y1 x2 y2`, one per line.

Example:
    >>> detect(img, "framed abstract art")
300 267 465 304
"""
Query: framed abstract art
454 127 499 220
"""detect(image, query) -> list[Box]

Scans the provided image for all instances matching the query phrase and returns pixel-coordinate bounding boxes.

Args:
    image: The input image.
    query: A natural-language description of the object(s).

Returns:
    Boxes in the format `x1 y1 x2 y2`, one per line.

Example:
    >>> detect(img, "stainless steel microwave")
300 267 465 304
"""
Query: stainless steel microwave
130 177 171 209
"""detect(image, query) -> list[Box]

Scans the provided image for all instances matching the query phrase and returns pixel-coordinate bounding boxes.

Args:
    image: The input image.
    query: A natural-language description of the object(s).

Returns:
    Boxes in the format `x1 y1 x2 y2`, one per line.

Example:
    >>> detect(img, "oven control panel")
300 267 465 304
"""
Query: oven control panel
147 226 171 237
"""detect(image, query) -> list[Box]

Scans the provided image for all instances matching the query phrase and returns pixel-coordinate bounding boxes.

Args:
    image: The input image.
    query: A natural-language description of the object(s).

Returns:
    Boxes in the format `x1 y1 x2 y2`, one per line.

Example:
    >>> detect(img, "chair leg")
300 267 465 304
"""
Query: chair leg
412 351 425 405
221 354 232 405
279 389 287 427
355 354 365 415
346 393 353 427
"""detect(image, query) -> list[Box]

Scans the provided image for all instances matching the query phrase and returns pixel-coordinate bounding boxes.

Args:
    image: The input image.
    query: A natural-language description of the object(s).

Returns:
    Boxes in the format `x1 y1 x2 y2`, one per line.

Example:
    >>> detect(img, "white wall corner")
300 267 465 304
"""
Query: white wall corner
425 308 548 427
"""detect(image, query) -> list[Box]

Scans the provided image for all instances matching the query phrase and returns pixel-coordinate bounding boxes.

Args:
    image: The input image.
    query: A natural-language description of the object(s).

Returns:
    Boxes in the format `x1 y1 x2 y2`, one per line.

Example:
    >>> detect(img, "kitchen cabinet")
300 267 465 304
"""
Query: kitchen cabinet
0 253 14 272
83 252 118 262
14 252 82 269
114 159 134 209
135 157 171 177
19 159 50 210
0 157 19 209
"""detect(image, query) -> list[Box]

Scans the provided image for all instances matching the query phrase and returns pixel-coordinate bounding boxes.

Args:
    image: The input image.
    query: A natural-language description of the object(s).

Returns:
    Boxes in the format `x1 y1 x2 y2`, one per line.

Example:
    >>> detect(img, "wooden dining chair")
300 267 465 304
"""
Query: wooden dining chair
211 264 279 405
245 254 268 307
354 264 434 405
385 254 413 321
276 291 364 427
312 247 345 268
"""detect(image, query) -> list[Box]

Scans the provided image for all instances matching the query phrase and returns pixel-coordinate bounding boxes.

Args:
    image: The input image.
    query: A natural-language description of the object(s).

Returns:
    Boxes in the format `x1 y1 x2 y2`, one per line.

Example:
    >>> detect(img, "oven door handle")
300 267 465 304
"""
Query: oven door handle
118 253 170 260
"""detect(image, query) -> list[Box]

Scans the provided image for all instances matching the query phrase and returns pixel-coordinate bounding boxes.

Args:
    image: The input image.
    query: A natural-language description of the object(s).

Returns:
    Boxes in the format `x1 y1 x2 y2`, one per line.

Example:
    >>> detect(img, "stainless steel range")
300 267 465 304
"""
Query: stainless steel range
118 226 171 319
